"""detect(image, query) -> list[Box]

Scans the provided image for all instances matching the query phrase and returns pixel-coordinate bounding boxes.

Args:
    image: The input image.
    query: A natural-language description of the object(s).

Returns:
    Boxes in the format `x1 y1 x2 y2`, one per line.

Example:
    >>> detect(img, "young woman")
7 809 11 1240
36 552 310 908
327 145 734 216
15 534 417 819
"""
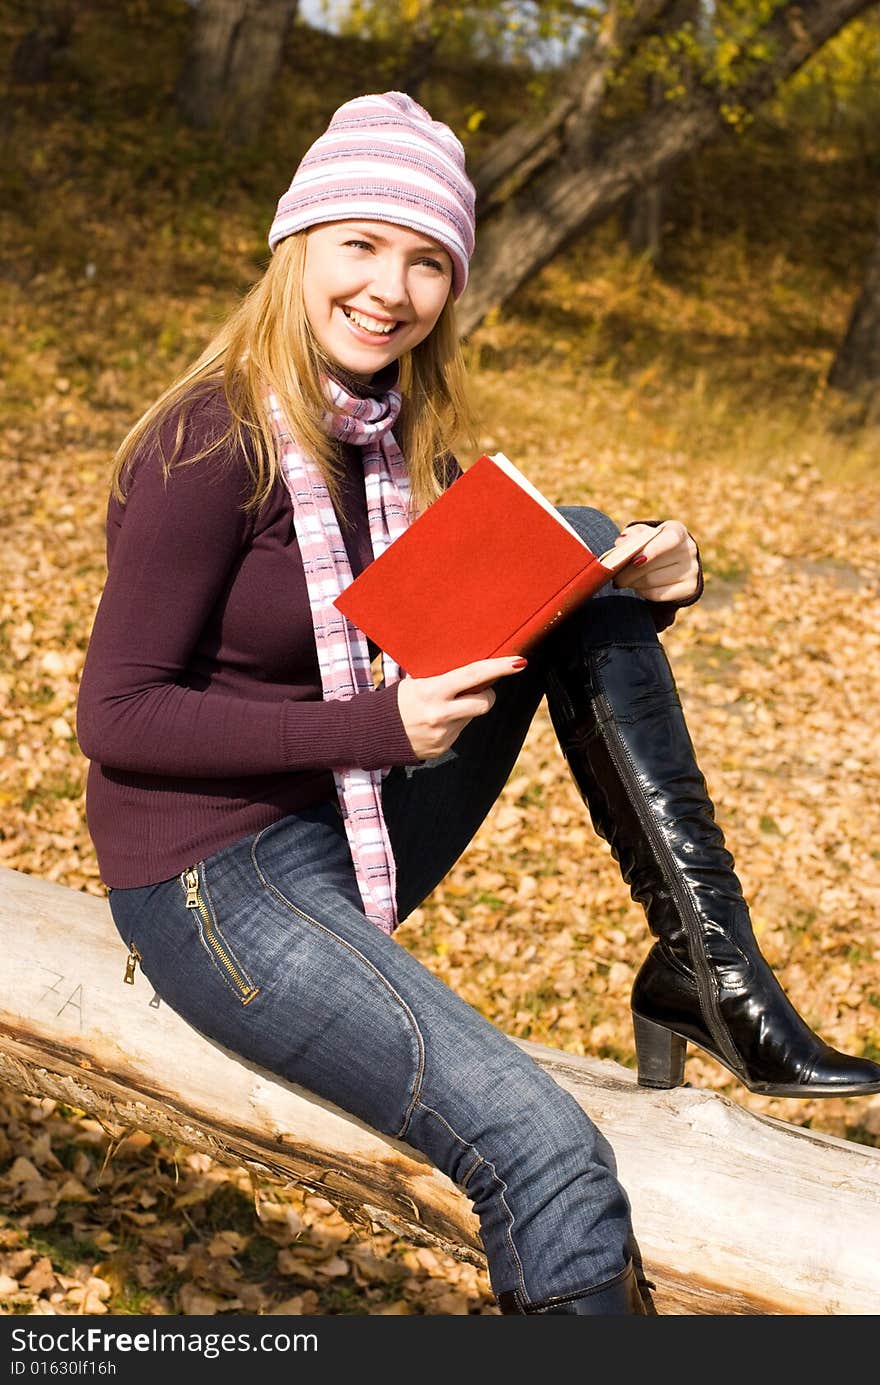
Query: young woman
77 92 880 1317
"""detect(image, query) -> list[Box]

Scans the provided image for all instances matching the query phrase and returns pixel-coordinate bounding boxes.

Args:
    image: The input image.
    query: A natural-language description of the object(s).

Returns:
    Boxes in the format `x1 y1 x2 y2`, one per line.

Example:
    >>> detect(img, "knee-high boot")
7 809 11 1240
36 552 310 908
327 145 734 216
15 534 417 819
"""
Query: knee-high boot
544 598 880 1098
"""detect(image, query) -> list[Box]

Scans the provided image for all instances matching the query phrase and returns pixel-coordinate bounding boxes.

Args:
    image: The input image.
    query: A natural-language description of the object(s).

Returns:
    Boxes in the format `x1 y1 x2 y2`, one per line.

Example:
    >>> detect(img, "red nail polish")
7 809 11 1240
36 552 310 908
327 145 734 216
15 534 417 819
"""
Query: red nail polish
631 554 649 567
511 657 528 669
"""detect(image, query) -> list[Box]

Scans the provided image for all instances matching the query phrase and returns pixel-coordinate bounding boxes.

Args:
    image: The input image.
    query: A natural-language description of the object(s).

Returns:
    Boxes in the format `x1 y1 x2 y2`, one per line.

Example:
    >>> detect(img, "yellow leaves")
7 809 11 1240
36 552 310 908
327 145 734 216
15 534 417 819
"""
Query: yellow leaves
0 1085 497 1315
56 1175 95 1203
269 1292 319 1314
65 1276 112 1313
207 1231 248 1258
375 1298 412 1314
3 118 880 1319
22 1258 58 1296
178 1284 230 1316
8 1155 42 1185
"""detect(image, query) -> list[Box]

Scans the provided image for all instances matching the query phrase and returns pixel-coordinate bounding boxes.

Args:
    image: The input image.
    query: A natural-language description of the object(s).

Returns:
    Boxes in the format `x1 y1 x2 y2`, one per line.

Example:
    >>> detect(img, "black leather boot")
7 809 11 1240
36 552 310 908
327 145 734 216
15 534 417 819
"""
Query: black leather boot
497 1260 648 1315
544 598 880 1099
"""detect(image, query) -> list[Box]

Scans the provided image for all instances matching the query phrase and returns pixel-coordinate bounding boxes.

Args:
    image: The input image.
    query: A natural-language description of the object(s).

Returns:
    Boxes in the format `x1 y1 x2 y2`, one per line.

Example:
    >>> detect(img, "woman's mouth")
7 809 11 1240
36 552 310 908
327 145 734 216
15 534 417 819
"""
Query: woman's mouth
341 306 401 341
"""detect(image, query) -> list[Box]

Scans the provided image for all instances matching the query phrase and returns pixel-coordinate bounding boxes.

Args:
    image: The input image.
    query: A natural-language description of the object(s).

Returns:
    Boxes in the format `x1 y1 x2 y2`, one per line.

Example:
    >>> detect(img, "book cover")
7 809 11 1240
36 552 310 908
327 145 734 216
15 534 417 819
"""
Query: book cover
334 452 647 678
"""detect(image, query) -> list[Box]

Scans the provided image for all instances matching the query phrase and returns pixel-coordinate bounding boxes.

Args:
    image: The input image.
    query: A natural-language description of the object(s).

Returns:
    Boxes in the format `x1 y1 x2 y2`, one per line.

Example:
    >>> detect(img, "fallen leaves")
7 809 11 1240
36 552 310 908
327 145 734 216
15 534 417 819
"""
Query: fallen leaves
0 1092 498 1315
2 170 880 1315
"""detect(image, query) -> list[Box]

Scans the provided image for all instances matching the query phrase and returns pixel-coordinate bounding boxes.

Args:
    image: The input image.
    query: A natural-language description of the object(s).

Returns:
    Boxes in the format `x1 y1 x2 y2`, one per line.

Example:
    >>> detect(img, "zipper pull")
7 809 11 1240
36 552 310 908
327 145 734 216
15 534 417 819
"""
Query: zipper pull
123 942 141 985
183 868 200 909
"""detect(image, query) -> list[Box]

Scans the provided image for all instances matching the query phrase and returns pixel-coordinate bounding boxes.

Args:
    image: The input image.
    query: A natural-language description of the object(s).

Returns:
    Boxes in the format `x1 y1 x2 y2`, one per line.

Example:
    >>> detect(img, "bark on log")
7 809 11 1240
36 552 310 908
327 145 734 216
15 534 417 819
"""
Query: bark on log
2 866 879 1315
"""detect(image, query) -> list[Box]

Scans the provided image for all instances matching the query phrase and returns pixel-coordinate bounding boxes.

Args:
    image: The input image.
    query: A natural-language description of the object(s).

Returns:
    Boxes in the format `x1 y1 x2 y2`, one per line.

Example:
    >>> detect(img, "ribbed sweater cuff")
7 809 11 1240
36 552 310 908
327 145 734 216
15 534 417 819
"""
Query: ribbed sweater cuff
280 683 420 772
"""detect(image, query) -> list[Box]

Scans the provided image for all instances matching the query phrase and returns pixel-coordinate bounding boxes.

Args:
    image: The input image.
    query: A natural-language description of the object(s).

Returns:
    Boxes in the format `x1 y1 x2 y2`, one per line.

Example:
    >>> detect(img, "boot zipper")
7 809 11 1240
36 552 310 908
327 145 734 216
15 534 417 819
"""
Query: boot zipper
180 867 258 1004
595 695 744 1076
123 941 142 985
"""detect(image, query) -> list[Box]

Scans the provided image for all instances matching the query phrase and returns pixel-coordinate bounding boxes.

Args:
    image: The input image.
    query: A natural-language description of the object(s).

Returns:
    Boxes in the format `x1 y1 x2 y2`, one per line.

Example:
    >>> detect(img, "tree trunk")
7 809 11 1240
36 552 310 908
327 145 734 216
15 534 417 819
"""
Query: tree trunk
393 0 454 100
472 0 677 219
3 866 880 1315
625 177 667 260
175 0 298 143
828 208 880 395
8 3 73 85
460 0 878 335
624 0 701 262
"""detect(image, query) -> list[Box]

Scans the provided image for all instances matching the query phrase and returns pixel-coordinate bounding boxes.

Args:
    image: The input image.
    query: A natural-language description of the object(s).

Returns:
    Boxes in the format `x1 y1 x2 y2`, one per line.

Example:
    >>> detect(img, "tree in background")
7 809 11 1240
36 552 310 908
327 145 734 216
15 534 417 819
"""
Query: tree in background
160 0 880 335
798 14 880 405
338 0 579 84
459 0 880 334
621 0 701 262
828 209 880 404
7 1 74 85
174 0 299 142
8 0 876 387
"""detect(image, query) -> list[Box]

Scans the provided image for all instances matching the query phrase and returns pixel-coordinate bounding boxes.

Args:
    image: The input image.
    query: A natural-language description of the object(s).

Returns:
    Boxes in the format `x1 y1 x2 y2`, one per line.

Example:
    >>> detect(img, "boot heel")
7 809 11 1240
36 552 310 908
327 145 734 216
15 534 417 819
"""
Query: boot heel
633 1012 686 1089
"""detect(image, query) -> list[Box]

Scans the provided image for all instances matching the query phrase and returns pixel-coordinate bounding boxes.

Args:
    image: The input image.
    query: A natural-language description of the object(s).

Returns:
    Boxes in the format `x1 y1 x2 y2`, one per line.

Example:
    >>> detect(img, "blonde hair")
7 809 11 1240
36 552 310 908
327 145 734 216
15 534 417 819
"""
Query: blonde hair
110 233 476 520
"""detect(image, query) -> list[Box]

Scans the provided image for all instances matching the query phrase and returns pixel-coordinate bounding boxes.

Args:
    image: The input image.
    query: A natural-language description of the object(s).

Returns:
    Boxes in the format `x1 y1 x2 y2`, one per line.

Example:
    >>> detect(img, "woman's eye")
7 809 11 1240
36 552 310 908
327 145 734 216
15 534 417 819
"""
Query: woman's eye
343 239 374 251
419 258 446 273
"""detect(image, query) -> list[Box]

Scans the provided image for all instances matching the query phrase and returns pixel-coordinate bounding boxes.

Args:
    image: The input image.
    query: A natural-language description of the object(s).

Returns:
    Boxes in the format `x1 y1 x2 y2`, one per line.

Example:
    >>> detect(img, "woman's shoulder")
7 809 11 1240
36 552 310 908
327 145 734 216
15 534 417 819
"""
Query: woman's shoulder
155 383 238 462
111 385 254 527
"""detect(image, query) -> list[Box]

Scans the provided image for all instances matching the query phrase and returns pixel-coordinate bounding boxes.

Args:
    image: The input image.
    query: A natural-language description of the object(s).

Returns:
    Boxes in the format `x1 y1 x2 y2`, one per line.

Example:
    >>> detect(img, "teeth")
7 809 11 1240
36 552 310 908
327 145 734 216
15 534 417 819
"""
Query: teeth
345 308 397 335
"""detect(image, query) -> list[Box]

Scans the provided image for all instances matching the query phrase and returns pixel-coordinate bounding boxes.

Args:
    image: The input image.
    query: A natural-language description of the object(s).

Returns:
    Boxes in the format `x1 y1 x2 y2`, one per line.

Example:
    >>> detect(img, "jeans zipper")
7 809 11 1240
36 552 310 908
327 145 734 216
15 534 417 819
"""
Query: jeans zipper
123 941 142 985
180 866 259 1004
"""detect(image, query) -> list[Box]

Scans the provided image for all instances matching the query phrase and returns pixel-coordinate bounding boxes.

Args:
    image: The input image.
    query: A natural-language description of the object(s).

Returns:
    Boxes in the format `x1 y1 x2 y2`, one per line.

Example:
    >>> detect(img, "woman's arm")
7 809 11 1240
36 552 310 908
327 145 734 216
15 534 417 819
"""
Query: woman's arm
613 519 703 632
76 422 417 778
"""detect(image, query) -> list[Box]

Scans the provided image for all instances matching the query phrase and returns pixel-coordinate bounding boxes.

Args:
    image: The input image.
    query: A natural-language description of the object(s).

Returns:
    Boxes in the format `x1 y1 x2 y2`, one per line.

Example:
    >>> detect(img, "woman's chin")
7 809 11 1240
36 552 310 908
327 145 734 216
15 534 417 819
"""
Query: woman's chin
325 341 400 378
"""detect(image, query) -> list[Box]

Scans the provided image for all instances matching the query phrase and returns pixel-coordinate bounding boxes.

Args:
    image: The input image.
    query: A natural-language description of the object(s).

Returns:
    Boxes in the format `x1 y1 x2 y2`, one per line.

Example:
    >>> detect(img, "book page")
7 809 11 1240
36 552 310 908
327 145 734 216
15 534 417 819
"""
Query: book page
598 527 652 570
489 452 590 547
488 452 651 569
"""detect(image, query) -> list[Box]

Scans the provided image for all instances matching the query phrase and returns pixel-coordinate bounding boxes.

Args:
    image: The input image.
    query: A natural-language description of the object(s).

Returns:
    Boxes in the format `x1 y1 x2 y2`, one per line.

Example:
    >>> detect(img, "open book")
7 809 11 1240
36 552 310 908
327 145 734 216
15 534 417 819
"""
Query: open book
334 451 649 678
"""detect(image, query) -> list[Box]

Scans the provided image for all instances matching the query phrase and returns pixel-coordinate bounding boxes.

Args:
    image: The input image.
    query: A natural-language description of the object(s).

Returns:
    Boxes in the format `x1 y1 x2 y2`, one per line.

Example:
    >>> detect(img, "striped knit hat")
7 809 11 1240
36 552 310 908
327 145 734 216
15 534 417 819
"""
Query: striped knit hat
268 91 476 300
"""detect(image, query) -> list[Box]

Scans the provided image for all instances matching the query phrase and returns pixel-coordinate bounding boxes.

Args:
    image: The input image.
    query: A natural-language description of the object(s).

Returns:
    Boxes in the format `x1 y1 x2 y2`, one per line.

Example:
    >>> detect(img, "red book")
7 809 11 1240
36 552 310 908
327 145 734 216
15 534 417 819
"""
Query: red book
334 452 649 678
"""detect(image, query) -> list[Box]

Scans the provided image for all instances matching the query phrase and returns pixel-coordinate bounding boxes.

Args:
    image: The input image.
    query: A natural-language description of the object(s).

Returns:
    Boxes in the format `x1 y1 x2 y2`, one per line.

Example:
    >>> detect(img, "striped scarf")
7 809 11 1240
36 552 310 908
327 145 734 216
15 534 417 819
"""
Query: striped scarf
269 377 412 936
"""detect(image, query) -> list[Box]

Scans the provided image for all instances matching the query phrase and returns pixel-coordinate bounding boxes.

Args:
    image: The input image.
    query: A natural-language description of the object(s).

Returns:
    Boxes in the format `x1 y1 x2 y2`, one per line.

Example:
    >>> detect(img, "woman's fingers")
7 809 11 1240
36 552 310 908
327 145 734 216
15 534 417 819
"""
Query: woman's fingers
439 656 528 697
612 522 657 552
396 657 526 759
613 520 699 601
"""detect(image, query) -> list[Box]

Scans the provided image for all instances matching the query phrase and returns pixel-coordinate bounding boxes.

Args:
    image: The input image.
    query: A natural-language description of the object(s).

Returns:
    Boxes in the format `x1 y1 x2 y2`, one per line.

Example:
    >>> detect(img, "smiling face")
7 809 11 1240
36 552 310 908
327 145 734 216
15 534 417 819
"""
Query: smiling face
301 220 453 380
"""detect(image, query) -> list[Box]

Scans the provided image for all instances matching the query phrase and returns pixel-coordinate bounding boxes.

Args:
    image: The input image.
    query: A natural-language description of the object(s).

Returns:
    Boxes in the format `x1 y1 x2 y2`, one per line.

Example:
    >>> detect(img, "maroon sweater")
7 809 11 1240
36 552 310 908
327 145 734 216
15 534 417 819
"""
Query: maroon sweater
77 391 422 887
78 390 699 888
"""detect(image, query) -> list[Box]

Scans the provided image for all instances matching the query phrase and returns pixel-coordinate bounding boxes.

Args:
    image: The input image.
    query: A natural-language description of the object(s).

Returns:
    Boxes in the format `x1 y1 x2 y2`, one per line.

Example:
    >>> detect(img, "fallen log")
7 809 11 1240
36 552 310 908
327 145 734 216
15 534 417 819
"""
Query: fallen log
1 865 878 1315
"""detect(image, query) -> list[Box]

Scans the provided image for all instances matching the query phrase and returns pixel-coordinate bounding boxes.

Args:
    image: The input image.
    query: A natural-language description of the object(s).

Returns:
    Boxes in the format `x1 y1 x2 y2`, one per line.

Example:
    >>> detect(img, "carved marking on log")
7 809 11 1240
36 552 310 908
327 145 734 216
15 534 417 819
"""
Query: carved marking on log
36 968 85 1029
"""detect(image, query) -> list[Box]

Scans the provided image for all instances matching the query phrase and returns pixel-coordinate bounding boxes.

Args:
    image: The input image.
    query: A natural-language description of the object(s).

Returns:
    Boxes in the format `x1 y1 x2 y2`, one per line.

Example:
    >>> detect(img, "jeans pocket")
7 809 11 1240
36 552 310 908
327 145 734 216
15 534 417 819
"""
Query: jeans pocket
179 863 260 1006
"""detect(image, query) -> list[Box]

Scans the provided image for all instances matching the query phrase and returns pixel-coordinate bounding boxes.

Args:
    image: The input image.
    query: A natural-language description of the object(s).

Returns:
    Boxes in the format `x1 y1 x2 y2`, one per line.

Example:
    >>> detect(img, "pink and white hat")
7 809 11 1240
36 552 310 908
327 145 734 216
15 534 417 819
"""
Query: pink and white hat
268 91 476 300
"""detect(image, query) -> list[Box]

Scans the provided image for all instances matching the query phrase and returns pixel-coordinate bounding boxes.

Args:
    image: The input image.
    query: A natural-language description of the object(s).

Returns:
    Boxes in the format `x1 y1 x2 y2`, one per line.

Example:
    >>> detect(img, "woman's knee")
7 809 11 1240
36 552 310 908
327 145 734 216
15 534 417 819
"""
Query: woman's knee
403 1075 631 1300
412 1041 617 1192
556 505 620 555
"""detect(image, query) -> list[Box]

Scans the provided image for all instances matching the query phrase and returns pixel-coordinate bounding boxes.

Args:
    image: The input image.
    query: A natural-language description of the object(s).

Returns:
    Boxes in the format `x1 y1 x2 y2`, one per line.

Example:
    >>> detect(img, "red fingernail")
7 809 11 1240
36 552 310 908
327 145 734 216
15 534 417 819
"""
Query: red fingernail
511 657 528 669
631 554 649 567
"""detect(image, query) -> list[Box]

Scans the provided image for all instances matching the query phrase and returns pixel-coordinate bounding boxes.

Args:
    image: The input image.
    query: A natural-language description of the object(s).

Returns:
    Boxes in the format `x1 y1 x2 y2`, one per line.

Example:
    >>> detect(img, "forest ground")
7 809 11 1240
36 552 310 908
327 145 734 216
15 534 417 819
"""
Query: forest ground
1 10 879 1315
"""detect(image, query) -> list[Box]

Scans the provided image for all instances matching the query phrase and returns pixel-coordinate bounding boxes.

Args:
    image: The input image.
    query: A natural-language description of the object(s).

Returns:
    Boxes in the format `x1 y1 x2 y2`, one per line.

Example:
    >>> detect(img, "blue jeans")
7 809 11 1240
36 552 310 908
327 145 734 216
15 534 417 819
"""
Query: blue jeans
108 508 654 1308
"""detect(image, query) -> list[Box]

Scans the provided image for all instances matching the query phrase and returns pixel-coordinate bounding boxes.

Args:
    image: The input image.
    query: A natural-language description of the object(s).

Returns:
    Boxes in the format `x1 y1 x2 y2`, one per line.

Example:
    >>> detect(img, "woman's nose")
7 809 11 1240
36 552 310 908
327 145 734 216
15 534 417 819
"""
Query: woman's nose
369 255 409 308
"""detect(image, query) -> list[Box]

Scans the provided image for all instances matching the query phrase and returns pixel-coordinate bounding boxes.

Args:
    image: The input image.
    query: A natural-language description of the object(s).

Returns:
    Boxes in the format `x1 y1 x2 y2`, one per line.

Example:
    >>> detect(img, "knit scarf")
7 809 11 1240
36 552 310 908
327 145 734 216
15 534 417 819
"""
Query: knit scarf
269 376 413 936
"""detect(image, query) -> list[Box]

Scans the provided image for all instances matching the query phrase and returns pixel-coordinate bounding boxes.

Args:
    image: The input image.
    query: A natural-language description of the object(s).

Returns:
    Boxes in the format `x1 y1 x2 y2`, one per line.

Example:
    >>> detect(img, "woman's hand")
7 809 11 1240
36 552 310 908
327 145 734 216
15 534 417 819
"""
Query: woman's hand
396 656 528 761
611 520 700 604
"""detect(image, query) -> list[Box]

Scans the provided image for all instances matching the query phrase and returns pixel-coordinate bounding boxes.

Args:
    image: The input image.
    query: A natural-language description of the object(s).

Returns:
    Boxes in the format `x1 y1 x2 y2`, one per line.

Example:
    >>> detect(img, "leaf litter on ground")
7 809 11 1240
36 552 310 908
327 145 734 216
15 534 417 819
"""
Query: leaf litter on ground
2 228 880 1317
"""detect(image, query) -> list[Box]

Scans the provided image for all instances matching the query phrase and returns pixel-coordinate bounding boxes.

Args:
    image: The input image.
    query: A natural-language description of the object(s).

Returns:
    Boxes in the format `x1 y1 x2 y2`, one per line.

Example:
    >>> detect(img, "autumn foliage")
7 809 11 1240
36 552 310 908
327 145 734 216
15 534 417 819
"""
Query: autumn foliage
1 3 879 1317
